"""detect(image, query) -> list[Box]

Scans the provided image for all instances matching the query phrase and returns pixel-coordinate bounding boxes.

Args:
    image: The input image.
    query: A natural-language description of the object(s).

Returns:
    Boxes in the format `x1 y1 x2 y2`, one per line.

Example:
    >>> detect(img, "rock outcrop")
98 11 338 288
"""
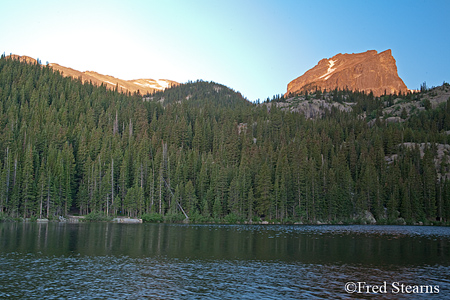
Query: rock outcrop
286 50 409 97
6 54 177 95
269 96 354 119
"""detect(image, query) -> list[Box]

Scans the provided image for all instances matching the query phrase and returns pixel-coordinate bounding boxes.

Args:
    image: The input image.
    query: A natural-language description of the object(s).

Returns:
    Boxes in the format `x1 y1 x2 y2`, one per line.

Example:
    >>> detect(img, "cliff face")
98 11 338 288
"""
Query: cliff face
286 50 409 97
6 55 177 95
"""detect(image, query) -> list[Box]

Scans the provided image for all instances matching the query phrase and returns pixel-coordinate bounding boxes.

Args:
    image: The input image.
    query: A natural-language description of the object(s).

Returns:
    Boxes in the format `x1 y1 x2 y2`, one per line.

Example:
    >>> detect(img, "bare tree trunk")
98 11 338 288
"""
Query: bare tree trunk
110 159 113 216
159 168 163 214
47 175 50 218
4 147 11 213
150 164 154 212
39 181 44 219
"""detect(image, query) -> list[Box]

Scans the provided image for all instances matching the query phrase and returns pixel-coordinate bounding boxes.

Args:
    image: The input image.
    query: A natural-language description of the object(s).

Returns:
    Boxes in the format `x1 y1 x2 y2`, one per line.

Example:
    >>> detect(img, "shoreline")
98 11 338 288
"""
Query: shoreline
2 216 448 227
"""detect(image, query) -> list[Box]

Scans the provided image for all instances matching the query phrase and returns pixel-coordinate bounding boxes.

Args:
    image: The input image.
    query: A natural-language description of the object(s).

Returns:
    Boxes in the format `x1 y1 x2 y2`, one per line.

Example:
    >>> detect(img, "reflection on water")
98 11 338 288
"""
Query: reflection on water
0 223 449 299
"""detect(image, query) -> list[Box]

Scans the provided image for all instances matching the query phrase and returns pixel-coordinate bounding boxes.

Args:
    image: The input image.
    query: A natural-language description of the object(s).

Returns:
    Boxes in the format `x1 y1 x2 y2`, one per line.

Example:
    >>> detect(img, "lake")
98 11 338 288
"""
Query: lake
0 223 449 299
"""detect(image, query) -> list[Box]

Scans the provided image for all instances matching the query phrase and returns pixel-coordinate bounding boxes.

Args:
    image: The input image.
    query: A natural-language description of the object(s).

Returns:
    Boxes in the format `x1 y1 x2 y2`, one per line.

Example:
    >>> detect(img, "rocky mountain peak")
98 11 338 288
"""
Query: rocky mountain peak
286 49 409 97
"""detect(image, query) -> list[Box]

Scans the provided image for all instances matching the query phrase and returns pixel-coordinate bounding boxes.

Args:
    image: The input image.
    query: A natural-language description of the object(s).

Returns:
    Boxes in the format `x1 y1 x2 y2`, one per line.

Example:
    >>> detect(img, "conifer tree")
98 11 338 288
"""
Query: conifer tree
256 162 272 217
21 144 35 218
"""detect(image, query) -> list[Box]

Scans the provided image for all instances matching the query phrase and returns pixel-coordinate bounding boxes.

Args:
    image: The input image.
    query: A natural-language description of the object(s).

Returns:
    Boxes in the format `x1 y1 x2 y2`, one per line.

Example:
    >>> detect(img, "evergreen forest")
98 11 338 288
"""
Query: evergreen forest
1 55 450 224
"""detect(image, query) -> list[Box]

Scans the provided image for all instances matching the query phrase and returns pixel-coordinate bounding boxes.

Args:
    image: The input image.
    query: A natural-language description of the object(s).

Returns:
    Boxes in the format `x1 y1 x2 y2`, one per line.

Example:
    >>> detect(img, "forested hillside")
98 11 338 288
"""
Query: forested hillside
1 56 449 224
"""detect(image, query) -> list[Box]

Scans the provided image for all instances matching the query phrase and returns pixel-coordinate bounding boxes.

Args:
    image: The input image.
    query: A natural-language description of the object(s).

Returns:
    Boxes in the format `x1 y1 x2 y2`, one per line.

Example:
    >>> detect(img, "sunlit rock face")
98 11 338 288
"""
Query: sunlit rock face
6 54 177 95
286 49 409 97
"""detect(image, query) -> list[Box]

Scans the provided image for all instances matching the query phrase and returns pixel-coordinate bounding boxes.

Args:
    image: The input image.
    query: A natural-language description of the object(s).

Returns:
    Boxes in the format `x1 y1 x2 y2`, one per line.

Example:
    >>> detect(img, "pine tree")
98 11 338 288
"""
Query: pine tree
21 144 35 218
422 147 437 219
256 162 272 217
185 180 198 214
227 175 240 216
213 195 222 219
247 187 254 220
37 159 47 219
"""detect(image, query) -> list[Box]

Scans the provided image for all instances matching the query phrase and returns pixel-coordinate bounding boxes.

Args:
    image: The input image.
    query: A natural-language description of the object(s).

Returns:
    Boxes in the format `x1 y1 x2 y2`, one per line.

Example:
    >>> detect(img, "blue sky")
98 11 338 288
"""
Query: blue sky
1 0 449 101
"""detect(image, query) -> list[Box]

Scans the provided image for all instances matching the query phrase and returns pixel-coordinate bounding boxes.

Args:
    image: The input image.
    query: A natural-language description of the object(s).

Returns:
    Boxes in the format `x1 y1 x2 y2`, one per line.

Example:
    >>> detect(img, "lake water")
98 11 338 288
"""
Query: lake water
0 223 449 299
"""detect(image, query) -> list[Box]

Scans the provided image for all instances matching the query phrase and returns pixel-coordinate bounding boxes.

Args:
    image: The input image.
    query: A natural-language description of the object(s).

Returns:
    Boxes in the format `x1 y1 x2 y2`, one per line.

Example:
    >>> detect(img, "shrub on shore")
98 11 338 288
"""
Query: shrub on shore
82 211 113 222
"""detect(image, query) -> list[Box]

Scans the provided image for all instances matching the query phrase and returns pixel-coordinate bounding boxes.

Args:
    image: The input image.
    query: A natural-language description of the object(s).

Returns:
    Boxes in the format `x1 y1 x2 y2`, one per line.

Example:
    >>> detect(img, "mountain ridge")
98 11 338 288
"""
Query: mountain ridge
5 54 177 95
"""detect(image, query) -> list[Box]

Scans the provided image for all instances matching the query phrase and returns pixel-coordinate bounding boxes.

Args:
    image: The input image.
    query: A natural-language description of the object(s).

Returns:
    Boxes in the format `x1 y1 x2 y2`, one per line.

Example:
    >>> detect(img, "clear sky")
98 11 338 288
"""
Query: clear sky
1 0 449 101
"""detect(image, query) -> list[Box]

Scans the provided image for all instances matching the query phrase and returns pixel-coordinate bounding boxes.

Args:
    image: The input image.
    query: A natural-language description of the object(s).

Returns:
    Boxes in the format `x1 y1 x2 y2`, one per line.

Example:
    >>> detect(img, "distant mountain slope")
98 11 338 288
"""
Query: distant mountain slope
6 54 177 95
286 49 409 97
146 80 252 108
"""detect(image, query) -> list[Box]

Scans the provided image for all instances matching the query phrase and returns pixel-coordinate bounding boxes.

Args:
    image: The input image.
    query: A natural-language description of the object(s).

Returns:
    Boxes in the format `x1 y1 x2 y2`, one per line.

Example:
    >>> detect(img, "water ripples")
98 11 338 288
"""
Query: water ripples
1 223 450 299
1 254 449 299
